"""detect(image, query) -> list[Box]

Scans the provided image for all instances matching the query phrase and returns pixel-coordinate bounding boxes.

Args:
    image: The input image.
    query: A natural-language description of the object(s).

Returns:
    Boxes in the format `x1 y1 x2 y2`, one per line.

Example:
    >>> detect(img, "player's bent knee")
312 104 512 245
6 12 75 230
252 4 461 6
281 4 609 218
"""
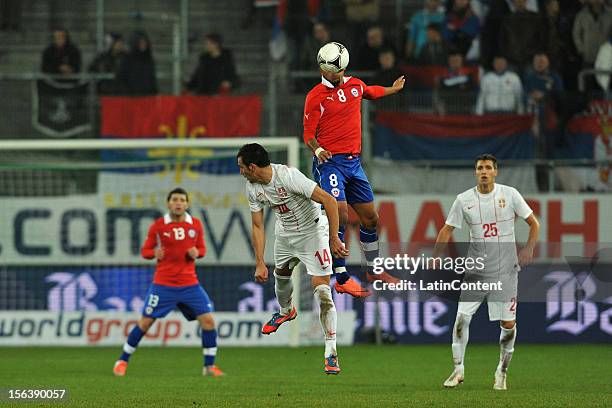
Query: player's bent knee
501 320 516 329
138 316 155 332
198 313 216 330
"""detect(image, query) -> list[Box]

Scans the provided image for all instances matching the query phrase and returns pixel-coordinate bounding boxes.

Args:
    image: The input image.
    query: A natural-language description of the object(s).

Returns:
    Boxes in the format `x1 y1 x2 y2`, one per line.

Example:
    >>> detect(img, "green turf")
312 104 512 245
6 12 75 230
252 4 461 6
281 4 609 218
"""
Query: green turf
0 345 610 407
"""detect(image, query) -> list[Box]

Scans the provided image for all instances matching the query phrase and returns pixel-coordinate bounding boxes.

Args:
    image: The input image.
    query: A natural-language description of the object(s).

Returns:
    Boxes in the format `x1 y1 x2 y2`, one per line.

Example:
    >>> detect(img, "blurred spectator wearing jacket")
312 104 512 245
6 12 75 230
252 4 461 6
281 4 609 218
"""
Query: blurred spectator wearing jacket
405 0 445 61
573 0 612 68
498 0 546 76
355 25 397 71
476 56 524 115
41 29 81 76
595 33 612 92
117 31 158 96
186 33 240 95
442 0 480 58
88 33 127 95
415 23 449 65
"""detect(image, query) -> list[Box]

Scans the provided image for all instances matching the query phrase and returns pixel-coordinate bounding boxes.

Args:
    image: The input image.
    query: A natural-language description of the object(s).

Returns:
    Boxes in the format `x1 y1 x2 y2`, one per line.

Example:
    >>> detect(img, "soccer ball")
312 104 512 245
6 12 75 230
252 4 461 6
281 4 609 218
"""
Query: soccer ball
317 42 349 73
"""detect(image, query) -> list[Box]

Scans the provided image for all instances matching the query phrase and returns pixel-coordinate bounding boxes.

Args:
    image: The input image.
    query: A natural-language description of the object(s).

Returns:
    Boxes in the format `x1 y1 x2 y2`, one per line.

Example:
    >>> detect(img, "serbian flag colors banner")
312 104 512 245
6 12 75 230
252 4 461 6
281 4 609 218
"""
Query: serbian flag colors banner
374 113 535 160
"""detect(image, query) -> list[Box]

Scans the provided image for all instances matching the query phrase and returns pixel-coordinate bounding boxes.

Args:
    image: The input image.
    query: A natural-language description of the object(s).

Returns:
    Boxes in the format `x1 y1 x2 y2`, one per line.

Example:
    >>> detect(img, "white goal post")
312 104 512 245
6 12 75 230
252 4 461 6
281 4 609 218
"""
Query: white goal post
0 136 311 347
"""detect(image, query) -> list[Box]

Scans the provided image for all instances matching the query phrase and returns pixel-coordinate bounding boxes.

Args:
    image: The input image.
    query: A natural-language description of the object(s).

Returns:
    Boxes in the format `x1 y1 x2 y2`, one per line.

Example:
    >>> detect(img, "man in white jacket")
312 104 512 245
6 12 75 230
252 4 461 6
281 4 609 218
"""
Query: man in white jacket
595 36 611 91
476 56 524 115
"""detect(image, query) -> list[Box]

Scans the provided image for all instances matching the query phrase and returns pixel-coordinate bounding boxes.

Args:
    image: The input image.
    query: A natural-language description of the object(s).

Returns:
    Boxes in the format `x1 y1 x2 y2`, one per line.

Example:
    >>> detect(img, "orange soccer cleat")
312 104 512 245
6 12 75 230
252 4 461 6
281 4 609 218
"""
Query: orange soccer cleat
334 277 372 298
324 355 341 375
203 365 226 377
366 271 400 284
261 307 298 334
113 360 128 377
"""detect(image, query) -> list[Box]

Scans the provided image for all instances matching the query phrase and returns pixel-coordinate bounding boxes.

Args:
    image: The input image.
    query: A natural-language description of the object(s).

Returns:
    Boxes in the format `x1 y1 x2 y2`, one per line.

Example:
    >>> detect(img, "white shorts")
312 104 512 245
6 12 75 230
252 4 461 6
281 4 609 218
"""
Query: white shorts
457 273 518 321
274 218 332 277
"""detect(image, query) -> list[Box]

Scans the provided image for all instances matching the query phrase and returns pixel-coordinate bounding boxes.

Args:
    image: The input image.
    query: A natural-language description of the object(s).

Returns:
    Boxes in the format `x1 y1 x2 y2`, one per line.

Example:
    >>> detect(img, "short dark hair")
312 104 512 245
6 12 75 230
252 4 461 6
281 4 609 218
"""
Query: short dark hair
237 143 271 168
475 154 498 168
167 187 189 202
205 33 222 46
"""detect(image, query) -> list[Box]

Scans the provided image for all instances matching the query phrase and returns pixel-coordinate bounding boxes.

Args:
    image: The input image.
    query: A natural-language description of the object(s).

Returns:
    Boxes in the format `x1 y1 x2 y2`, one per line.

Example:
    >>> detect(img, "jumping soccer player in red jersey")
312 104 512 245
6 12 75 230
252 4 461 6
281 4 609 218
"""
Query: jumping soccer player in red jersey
304 42 405 297
112 187 224 377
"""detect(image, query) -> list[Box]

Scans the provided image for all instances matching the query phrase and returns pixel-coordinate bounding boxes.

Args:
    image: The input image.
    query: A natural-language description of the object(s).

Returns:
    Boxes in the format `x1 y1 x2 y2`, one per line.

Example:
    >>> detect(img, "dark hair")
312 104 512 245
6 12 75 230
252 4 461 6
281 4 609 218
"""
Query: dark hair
426 22 442 32
474 153 498 168
205 33 222 46
237 143 270 167
167 187 189 202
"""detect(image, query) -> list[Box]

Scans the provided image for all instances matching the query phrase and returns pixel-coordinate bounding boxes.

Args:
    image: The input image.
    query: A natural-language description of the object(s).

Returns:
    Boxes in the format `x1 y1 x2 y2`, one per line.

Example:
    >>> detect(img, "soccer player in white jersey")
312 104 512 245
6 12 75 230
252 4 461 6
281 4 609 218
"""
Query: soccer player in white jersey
435 154 540 390
237 143 348 375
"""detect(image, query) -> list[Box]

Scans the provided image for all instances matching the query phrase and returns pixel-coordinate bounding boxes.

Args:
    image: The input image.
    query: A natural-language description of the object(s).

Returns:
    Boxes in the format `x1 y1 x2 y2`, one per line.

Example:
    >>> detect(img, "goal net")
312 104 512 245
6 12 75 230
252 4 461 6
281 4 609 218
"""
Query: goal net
0 138 355 347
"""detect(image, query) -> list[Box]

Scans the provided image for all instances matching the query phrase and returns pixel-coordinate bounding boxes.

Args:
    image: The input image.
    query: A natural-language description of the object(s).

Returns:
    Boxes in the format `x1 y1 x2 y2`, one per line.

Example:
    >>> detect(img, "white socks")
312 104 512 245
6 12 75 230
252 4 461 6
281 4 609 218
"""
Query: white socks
313 284 337 358
274 272 293 315
498 324 516 373
451 312 472 371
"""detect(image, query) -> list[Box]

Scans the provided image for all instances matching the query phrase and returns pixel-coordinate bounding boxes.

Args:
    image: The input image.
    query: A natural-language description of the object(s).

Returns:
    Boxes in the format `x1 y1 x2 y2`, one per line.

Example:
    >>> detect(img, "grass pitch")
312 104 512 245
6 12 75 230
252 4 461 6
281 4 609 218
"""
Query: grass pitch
0 345 610 407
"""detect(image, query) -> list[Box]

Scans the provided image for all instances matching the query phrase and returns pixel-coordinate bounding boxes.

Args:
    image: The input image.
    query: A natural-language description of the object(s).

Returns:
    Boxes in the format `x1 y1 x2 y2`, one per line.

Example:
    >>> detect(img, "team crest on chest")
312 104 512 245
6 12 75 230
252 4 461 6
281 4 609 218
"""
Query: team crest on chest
188 229 196 238
498 198 506 208
351 88 359 97
276 187 288 198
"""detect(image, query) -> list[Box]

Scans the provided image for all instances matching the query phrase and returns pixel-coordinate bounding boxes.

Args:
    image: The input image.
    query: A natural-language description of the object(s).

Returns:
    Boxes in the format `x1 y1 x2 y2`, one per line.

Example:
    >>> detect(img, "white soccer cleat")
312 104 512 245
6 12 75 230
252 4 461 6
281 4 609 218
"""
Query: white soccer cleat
493 370 507 390
443 367 464 388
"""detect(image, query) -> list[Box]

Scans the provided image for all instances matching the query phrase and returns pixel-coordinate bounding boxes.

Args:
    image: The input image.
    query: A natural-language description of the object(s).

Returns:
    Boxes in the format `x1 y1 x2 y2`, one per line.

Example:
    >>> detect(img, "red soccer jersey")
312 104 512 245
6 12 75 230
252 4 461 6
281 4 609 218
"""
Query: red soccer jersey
141 213 206 286
303 76 385 155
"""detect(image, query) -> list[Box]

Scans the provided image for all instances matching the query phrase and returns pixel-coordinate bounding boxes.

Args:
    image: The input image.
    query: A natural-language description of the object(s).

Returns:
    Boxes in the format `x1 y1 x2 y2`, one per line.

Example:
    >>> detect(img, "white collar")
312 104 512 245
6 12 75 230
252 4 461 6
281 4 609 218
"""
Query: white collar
164 212 193 224
321 75 351 88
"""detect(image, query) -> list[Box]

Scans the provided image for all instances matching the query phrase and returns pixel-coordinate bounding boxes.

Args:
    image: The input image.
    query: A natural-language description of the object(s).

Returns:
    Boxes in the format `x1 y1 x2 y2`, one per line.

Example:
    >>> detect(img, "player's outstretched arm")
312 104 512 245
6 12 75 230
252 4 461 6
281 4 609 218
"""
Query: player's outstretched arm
382 75 406 96
251 210 269 283
518 213 540 266
310 186 349 259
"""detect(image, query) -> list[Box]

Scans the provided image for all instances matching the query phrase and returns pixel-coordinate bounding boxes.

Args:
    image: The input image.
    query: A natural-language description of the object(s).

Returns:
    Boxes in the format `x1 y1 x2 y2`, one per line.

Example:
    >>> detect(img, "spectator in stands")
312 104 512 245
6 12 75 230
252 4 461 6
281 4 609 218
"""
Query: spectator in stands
543 0 581 90
300 22 332 71
355 25 397 71
523 52 564 191
524 52 564 110
415 23 448 66
573 0 612 88
498 0 546 76
0 0 21 31
435 50 477 114
442 0 480 58
373 48 403 86
476 56 524 115
41 29 82 76
595 32 611 92
343 0 381 50
405 0 445 61
479 0 511 69
186 33 240 95
117 31 158 96
88 33 127 95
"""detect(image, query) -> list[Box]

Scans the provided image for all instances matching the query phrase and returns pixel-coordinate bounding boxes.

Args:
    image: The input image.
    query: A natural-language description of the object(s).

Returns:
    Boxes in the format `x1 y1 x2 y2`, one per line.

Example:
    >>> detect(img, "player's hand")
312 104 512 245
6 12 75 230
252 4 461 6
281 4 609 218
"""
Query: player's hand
254 262 269 283
154 248 164 260
187 247 199 259
330 237 349 259
316 149 333 164
518 246 534 267
391 75 406 93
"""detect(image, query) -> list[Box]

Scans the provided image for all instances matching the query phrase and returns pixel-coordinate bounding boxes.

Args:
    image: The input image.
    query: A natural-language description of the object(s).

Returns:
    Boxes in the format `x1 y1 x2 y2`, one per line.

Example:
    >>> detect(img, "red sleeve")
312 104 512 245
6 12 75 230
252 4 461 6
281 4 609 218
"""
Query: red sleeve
141 221 158 259
364 85 386 100
303 89 322 144
196 219 206 259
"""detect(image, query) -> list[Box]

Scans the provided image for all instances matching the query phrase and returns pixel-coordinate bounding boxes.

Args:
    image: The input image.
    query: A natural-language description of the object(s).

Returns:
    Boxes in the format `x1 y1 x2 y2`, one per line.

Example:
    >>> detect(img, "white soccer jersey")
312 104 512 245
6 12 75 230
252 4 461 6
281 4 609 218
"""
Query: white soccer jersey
445 183 532 276
247 163 321 235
